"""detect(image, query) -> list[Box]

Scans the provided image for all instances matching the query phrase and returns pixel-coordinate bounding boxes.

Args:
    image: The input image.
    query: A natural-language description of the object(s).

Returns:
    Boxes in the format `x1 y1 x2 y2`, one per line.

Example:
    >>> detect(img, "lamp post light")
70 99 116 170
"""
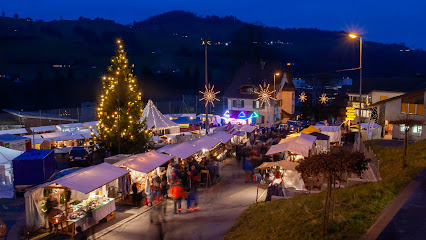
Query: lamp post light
273 72 280 128
349 33 363 149
202 38 211 134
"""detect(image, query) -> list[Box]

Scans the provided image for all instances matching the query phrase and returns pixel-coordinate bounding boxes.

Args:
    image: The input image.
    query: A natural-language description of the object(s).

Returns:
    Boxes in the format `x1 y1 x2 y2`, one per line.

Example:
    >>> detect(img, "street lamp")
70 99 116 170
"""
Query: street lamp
201 38 211 134
349 33 363 148
273 72 280 128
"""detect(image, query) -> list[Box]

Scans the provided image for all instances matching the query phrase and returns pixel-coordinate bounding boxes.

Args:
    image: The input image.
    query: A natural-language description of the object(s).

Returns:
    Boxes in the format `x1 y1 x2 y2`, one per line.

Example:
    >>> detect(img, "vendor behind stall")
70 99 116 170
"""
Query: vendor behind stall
46 195 58 232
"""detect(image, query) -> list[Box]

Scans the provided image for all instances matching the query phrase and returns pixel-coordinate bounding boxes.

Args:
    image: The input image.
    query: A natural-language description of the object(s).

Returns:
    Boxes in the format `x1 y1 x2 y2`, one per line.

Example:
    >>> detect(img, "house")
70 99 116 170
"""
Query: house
372 89 425 140
223 62 295 127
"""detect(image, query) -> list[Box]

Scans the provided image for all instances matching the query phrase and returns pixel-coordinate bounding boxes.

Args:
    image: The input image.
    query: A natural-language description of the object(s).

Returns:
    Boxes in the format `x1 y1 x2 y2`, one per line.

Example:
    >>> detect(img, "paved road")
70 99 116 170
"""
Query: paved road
98 162 259 240
377 168 426 240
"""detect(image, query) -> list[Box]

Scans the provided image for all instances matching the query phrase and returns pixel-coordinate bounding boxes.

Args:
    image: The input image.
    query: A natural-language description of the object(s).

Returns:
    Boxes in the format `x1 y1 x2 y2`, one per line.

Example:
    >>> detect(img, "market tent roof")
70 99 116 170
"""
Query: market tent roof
151 135 163 142
301 125 321 134
0 128 27 135
162 142 200 159
141 100 179 130
0 146 23 165
157 144 177 154
239 125 256 132
123 151 173 173
40 131 69 139
0 134 28 142
309 132 330 140
256 160 298 170
268 134 316 157
210 131 233 143
23 135 52 144
189 136 221 150
83 121 99 127
30 125 58 133
57 123 85 129
105 154 131 164
54 147 73 154
314 125 341 132
51 134 85 142
27 163 129 194
172 117 202 124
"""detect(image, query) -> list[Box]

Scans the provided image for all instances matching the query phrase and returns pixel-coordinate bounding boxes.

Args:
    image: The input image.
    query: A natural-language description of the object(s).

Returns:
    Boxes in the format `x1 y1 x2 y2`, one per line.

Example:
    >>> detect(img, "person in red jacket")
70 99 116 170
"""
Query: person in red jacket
169 179 186 214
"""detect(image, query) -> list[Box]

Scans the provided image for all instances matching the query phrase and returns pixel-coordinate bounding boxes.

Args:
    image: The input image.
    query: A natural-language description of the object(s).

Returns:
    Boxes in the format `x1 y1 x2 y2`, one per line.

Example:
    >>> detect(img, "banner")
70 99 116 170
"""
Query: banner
368 120 375 139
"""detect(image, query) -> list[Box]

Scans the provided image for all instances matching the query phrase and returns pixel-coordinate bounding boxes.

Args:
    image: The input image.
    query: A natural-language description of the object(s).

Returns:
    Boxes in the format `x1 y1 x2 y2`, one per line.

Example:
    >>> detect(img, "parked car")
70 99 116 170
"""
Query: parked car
68 147 91 167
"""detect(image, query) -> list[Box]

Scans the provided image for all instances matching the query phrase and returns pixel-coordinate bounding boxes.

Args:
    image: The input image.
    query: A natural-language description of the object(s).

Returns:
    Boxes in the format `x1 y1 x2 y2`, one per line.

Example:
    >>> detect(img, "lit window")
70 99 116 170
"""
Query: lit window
400 124 406 132
412 125 422 134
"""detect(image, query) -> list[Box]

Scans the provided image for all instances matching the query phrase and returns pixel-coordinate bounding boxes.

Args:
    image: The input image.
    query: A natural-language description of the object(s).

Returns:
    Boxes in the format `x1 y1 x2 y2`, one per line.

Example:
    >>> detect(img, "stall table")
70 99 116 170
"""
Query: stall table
68 198 116 232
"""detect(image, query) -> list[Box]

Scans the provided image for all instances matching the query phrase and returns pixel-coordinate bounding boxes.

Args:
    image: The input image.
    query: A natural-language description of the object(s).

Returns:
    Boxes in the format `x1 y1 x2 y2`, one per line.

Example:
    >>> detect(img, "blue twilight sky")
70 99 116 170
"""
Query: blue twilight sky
2 0 426 49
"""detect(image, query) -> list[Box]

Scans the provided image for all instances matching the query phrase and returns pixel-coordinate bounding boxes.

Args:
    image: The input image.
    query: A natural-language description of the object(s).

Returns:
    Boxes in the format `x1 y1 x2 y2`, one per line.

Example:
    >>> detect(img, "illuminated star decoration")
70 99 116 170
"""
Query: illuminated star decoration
255 83 276 106
199 84 220 107
299 92 307 102
319 93 328 104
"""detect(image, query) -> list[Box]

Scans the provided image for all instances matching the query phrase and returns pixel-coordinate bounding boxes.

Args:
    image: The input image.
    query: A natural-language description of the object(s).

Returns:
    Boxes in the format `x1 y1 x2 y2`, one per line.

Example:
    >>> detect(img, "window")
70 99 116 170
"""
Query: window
292 92 295 100
400 124 406 132
380 96 387 101
417 104 424 115
276 100 282 106
252 100 264 109
401 103 408 113
412 125 422 134
409 104 416 114
401 103 424 115
232 99 244 108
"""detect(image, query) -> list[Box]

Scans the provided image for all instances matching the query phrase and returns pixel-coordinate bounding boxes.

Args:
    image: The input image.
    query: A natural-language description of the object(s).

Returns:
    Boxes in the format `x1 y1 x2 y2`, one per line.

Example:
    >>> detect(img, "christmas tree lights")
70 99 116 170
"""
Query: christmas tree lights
97 39 151 154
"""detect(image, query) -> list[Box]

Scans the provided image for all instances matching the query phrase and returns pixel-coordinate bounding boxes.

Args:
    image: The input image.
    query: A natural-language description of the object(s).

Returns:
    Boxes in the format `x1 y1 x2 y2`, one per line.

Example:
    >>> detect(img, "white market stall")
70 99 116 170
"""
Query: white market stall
141 100 180 135
266 133 317 161
24 163 129 235
314 125 342 144
0 146 23 198
256 160 305 190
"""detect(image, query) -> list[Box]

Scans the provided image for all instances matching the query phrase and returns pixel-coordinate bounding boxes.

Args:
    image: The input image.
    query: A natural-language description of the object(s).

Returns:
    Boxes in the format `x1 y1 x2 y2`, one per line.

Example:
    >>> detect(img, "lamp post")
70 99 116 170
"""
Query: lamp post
273 72 280 128
202 38 211 134
349 33 362 149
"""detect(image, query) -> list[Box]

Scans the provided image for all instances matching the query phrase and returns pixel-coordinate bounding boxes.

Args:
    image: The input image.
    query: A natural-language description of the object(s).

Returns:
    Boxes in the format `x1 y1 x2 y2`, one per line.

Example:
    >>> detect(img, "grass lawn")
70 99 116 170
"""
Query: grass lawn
224 139 426 240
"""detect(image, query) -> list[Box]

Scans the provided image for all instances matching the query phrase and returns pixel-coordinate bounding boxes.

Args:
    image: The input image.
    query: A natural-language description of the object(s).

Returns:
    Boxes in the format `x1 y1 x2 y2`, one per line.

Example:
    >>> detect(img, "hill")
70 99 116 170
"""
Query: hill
0 10 425 110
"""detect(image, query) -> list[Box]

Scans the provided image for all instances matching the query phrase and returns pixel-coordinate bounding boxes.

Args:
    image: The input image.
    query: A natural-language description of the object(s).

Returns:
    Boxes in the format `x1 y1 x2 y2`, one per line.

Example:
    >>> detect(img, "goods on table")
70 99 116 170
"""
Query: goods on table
68 196 112 220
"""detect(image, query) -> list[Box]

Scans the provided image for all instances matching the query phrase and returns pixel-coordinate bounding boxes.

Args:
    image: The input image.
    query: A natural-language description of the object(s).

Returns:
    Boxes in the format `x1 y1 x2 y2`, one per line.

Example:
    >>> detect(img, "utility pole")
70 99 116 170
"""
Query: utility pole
202 38 211 134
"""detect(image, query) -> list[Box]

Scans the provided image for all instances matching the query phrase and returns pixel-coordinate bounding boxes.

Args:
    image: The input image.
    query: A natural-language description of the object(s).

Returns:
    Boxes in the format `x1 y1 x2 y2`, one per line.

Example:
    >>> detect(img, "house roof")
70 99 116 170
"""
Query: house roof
347 77 426 95
372 88 426 106
0 134 28 142
223 62 291 99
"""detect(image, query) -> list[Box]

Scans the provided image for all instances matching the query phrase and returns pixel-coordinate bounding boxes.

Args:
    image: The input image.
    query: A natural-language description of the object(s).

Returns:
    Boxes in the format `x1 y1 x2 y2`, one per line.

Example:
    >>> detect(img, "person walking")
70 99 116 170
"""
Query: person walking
186 185 199 213
243 159 253 183
169 179 186 214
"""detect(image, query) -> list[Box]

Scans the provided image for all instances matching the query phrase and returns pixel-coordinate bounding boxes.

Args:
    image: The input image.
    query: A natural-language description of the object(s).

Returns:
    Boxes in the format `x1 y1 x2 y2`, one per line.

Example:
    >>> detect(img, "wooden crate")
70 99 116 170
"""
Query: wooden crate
105 212 115 222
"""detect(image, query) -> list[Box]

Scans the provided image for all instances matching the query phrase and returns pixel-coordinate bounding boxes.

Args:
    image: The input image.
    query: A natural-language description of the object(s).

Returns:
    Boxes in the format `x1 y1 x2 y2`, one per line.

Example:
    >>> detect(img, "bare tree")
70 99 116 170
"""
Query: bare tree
1 11 5 17
13 13 19 19
389 116 424 168
296 148 369 234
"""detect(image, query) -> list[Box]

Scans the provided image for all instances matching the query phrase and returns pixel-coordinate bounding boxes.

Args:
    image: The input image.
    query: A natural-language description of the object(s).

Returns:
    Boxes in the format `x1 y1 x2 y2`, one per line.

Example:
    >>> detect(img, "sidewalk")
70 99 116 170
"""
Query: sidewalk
360 168 426 240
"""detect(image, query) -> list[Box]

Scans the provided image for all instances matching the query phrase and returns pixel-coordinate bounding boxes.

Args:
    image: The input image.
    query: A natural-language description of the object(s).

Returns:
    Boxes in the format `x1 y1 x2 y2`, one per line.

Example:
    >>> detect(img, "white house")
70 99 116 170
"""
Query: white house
372 89 425 140
223 62 295 127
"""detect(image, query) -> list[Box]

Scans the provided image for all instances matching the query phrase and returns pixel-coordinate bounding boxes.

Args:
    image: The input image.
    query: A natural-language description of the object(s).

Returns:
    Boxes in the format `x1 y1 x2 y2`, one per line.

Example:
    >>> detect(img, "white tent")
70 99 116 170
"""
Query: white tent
30 125 58 133
25 163 129 227
162 142 200 159
141 100 180 134
268 134 317 157
255 160 305 190
122 151 173 173
0 128 27 135
239 125 256 133
0 146 23 198
188 136 221 150
210 131 233 143
104 154 131 164
314 125 342 143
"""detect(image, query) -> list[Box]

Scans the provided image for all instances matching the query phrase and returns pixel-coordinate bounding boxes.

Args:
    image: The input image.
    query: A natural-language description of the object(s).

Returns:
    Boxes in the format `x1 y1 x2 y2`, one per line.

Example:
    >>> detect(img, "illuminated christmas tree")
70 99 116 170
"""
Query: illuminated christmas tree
97 39 151 154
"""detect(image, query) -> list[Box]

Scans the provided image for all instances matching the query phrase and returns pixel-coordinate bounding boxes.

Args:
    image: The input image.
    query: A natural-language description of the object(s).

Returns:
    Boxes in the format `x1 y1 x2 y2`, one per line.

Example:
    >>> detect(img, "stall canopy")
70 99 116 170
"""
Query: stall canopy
189 136 221 150
123 151 173 173
256 160 299 171
31 163 130 194
23 135 52 145
267 134 317 157
239 125 256 133
0 146 23 198
83 121 99 128
314 125 342 143
172 117 202 124
30 125 58 133
0 128 27 135
210 131 233 143
51 133 85 142
104 154 131 164
13 149 56 186
301 125 321 134
141 100 180 133
57 123 85 129
162 142 200 159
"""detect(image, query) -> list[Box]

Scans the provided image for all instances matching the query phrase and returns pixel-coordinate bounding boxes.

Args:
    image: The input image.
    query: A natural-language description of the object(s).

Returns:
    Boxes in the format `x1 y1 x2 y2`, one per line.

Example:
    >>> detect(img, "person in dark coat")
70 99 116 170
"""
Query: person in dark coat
132 182 139 207
46 195 58 232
